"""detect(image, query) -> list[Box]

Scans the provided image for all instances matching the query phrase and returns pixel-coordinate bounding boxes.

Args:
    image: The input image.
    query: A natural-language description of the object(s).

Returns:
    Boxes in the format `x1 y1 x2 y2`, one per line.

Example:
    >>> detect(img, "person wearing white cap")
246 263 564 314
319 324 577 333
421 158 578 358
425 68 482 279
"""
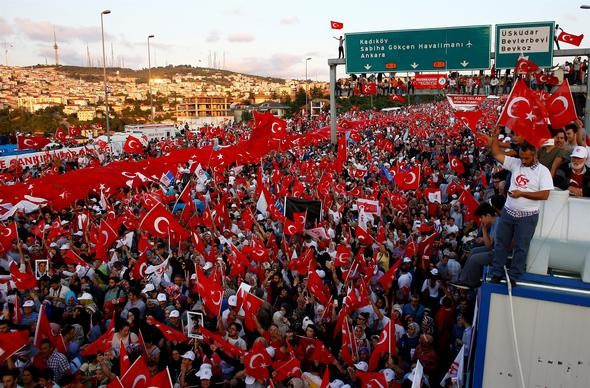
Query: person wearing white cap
353 361 368 372
489 126 554 285
20 300 39 328
179 350 199 387
554 145 590 197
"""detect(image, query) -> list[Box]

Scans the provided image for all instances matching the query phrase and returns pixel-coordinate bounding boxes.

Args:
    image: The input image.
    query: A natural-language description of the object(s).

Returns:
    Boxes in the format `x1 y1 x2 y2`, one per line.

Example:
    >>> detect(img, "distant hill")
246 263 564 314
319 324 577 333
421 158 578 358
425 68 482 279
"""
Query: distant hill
40 65 287 85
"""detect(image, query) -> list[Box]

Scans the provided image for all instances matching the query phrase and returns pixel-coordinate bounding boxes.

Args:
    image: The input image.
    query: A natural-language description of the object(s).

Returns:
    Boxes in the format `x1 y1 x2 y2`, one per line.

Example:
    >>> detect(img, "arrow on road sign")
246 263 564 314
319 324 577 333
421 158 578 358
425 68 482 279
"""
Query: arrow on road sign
460 60 469 67
410 62 419 69
364 64 372 70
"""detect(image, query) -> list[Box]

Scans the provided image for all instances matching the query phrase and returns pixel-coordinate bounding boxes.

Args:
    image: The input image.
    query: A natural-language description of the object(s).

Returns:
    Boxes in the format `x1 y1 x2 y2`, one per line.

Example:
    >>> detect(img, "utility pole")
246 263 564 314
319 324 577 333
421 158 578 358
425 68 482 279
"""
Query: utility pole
111 42 114 68
86 44 91 67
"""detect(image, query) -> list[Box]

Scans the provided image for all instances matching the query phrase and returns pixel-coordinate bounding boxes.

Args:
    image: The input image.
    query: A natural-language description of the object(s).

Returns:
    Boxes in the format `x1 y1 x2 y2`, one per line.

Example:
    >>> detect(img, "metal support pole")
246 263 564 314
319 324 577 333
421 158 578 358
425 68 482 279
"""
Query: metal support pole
329 63 338 145
148 35 154 122
100 10 111 143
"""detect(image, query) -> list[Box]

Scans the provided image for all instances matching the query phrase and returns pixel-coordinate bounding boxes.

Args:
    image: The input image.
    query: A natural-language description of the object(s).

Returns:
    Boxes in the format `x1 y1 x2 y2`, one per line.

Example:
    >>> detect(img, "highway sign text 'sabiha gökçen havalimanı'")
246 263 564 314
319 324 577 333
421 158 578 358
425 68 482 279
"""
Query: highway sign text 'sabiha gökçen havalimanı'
344 25 491 73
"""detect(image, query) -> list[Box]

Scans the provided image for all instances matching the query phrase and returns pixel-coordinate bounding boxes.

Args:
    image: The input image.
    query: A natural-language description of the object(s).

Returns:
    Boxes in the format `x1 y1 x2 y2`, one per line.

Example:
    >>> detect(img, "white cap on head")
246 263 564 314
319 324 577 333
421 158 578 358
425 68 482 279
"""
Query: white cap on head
316 269 326 279
571 146 588 159
23 300 35 308
79 292 93 301
354 361 368 372
157 293 167 302
430 268 439 276
181 350 195 361
245 375 256 385
203 262 213 271
228 295 238 307
141 283 155 294
403 257 412 263
330 380 345 388
169 309 180 318
381 368 395 382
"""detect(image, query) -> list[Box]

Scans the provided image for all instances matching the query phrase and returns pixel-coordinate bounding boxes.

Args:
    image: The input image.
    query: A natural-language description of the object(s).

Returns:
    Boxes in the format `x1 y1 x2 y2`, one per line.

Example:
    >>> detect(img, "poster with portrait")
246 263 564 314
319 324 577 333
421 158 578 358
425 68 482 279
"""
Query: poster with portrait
186 311 204 340
35 259 49 279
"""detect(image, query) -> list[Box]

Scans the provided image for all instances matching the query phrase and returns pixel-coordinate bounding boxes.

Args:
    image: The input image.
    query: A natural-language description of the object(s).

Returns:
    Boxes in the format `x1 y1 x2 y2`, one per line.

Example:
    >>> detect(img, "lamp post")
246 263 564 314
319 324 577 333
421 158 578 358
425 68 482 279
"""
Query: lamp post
100 10 111 143
147 34 155 122
305 57 312 115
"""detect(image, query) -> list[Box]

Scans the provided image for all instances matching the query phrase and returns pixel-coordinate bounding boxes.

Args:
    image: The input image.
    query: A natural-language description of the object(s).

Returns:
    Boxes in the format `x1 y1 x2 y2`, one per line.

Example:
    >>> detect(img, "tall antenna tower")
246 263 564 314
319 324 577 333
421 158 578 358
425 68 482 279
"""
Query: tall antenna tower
208 50 211 68
110 42 114 68
53 28 59 66
2 41 12 66
213 51 217 69
223 51 225 70
86 44 91 67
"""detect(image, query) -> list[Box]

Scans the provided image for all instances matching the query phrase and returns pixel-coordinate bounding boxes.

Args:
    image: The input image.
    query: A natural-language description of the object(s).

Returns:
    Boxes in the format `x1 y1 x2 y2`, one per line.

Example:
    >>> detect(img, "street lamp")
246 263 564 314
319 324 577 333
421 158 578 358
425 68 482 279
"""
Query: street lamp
147 34 155 122
100 10 111 143
305 57 312 115
581 5 590 9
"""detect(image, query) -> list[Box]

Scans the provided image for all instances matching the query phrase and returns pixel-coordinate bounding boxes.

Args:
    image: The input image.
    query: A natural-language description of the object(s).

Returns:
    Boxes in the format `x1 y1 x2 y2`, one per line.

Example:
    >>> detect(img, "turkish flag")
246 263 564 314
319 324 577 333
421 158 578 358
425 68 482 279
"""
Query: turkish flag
244 340 272 380
498 79 551 148
284 218 303 236
242 292 264 332
355 225 375 245
95 219 118 260
123 135 144 153
146 315 188 342
287 248 317 274
535 73 559 86
514 56 539 74
34 304 67 353
480 168 488 188
558 30 584 46
119 340 131 376
0 222 17 251
395 166 420 190
82 317 115 356
147 368 174 388
309 339 336 364
446 180 465 196
307 270 330 306
0 330 29 364
334 245 352 267
449 156 465 175
9 262 37 289
459 190 479 221
54 127 67 142
418 233 438 256
139 202 189 240
547 80 577 129
361 82 377 95
17 134 50 150
63 249 88 267
120 356 150 388
69 127 81 137
194 266 224 317
199 327 245 358
341 319 356 365
330 20 344 29
368 321 397 370
389 94 406 102
454 109 482 132
379 258 401 291
357 371 388 388
272 357 302 382
320 367 330 388
130 252 148 281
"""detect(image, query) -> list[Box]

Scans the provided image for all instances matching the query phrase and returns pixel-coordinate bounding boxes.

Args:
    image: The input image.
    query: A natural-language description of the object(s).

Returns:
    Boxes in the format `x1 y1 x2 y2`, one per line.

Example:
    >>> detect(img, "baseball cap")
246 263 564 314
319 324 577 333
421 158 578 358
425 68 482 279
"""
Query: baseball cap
330 380 345 388
157 293 167 302
141 284 155 294
354 361 368 372
381 368 395 382
203 262 213 271
23 300 35 308
245 375 256 385
403 257 412 263
196 367 212 380
430 268 439 276
571 146 588 159
228 295 238 307
169 310 180 318
181 350 195 361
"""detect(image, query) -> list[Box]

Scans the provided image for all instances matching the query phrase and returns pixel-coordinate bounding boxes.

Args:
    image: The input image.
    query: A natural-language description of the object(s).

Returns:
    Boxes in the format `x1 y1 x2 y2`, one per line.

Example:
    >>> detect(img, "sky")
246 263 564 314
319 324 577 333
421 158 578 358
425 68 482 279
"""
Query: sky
1 0 589 81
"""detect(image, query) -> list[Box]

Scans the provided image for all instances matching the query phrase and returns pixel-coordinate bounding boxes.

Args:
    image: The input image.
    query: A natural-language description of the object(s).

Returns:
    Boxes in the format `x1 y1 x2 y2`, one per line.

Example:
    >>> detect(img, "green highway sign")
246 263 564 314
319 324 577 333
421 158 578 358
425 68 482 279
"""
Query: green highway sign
344 25 491 73
495 21 555 69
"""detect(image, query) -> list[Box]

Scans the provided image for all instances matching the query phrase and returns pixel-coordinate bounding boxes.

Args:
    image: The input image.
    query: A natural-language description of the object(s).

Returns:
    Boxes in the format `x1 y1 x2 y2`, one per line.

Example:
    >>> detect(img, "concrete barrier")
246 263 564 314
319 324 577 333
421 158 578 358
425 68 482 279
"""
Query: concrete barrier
527 190 590 282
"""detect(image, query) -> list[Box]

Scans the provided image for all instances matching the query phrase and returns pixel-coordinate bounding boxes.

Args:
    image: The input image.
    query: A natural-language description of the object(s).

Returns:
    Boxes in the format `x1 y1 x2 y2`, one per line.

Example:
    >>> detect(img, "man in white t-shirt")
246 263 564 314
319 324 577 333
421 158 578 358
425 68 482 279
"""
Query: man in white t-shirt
489 129 553 284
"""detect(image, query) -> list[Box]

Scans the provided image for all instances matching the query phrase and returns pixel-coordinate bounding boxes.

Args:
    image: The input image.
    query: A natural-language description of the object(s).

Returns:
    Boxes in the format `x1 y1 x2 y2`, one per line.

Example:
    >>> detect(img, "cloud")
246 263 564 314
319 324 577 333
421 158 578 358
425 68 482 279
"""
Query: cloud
228 53 301 78
227 33 255 43
0 18 12 35
280 16 299 25
14 18 111 43
206 31 221 43
36 43 83 66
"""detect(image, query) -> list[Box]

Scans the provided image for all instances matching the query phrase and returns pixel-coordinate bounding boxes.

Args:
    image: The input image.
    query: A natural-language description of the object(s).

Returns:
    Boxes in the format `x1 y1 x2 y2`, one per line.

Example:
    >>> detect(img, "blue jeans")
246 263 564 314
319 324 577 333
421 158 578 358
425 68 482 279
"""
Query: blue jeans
459 245 493 286
492 209 539 279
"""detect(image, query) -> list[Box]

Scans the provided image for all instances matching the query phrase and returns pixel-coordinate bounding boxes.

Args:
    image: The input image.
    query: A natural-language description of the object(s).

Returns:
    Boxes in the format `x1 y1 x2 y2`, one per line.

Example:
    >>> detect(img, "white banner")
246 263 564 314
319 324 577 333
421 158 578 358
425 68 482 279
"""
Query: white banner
357 198 380 216
0 145 105 169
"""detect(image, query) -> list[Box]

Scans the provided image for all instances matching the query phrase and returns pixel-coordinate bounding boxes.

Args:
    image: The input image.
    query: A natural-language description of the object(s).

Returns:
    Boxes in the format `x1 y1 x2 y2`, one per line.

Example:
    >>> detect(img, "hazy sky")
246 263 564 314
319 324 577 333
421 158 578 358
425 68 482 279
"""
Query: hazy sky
1 0 588 80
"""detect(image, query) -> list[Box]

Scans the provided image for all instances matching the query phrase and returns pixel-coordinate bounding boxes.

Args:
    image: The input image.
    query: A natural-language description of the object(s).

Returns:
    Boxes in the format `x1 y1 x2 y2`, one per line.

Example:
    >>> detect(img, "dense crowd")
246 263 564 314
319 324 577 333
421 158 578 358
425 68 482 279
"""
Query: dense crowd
0 94 587 388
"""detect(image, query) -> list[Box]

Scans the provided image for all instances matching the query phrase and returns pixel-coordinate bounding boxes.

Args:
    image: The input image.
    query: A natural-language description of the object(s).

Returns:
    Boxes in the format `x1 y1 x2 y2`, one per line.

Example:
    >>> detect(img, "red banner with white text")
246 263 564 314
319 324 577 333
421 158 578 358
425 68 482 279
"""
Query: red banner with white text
413 74 447 89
